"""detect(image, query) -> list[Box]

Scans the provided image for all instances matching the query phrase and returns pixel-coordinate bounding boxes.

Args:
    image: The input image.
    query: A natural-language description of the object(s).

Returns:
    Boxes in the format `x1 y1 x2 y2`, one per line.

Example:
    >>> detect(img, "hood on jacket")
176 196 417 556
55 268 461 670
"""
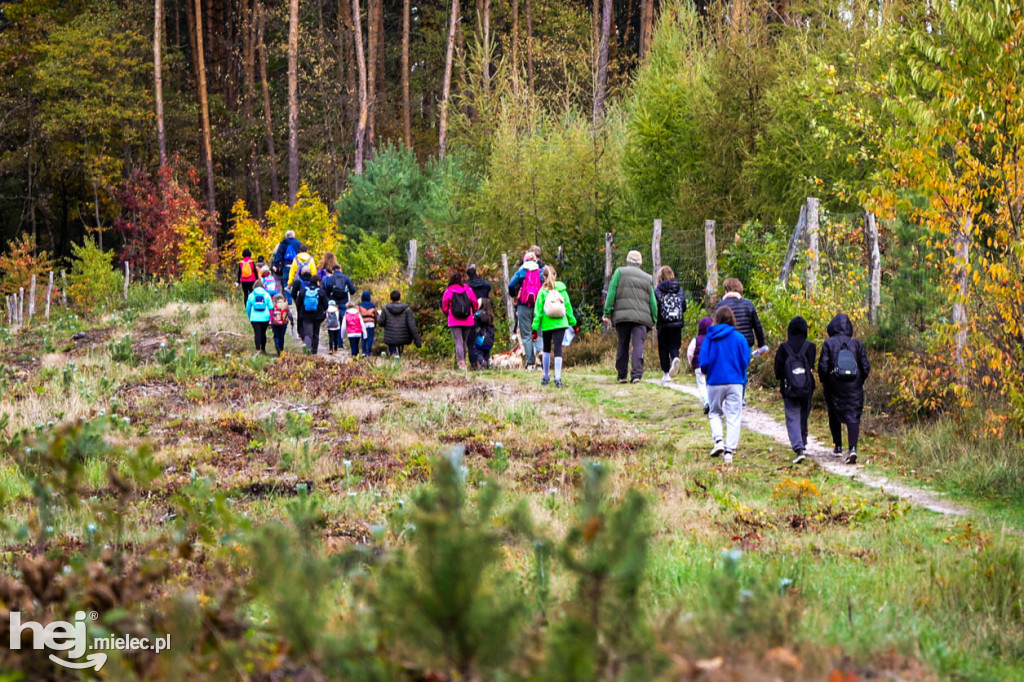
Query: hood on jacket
656 278 680 294
385 302 410 314
361 291 373 304
827 313 853 338
697 316 713 336
787 315 808 340
521 261 539 272
707 323 737 340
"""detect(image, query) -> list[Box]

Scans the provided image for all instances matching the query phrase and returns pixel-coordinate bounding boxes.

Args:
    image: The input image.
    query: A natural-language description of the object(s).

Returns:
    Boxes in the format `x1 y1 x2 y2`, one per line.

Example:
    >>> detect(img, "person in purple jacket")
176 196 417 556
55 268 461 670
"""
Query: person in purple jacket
441 272 480 370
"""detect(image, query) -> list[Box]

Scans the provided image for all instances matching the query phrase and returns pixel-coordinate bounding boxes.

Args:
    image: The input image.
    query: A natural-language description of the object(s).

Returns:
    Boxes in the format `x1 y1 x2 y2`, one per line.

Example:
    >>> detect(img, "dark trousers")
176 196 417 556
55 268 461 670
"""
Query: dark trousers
388 344 405 357
615 323 648 381
783 395 812 452
328 329 341 351
349 336 361 356
241 281 254 306
657 326 682 373
251 320 268 352
272 324 287 353
362 327 375 356
542 328 566 357
828 408 860 450
300 318 322 354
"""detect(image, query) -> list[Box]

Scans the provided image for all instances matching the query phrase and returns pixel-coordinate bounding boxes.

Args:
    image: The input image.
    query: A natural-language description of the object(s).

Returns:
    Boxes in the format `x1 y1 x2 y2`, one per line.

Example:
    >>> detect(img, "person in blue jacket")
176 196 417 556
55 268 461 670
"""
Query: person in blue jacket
698 306 751 464
245 280 274 354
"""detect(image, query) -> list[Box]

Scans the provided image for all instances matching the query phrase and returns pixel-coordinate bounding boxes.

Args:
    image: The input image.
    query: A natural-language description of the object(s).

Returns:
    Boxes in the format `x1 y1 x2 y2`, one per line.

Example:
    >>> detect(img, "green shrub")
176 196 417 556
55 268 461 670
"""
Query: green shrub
67 237 123 313
342 230 401 282
108 334 137 365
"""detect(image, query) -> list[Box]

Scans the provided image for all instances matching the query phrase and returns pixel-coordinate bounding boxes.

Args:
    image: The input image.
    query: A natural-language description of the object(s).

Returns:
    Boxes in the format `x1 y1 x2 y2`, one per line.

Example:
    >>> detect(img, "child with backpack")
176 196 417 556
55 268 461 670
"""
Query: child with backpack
245 280 273 353
260 267 279 298
818 313 870 464
532 266 577 388
775 316 817 464
655 266 687 384
325 300 342 355
686 316 713 414
358 291 378 357
270 296 293 355
699 306 751 465
344 300 367 360
441 273 479 370
473 298 496 369
238 249 259 306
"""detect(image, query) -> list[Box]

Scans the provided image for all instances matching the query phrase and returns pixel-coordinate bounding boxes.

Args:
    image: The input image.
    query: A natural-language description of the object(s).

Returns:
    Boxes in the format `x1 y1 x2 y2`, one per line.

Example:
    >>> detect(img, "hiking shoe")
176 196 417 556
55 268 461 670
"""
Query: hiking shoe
617 377 628 384
630 377 642 384
660 373 671 385
710 440 725 458
833 446 844 457
845 449 858 465
554 379 563 389
703 403 710 416
541 377 550 386
669 356 681 378
792 450 807 464
723 451 734 465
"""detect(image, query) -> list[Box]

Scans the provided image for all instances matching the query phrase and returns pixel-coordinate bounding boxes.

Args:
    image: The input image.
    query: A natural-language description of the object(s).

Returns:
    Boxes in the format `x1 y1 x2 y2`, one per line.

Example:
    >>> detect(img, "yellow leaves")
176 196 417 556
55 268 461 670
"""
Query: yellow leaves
176 216 215 283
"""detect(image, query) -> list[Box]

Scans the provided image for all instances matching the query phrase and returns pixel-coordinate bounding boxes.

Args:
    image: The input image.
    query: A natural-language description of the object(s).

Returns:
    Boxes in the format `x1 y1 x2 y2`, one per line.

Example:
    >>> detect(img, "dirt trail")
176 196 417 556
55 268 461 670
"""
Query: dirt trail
644 378 970 516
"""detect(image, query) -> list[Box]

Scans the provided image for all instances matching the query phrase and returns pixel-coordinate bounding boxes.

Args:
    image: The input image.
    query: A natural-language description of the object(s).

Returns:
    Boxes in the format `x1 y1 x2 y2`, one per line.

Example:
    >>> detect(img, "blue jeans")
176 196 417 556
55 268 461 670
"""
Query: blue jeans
517 304 537 367
362 327 375 356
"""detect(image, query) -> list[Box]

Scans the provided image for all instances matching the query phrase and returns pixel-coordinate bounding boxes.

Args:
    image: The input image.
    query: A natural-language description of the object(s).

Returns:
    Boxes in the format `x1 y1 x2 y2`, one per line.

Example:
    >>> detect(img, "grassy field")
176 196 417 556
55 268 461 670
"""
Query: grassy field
0 297 1022 680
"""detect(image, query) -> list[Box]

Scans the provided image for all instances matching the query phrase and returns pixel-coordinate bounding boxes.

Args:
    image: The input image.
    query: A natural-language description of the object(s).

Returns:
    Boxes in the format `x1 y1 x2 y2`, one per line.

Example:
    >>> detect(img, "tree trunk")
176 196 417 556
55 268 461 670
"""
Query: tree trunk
257 0 281 203
352 0 369 173
593 0 612 125
366 0 379 151
194 0 217 215
511 0 519 79
482 0 491 93
401 0 411 147
639 0 654 61
438 0 459 158
525 0 534 94
242 0 259 207
953 216 971 379
155 0 168 169
287 0 300 205
804 197 820 298
338 0 358 144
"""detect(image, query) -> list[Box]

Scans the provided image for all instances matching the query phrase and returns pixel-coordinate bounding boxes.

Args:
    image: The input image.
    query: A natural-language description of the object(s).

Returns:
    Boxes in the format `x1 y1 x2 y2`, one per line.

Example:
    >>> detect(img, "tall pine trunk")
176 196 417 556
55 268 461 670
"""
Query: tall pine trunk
287 0 300 205
639 0 654 61
511 0 519 80
401 0 411 147
257 0 280 202
482 0 491 93
195 0 217 215
242 0 260 209
593 0 612 125
438 0 459 158
155 0 168 170
525 0 534 94
366 0 379 151
352 0 369 173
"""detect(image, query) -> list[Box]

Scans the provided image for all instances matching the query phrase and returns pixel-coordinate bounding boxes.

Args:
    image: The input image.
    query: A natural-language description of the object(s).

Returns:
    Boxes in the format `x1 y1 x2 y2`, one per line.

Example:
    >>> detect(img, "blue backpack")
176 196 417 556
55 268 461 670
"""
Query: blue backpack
302 286 320 312
252 293 269 313
283 241 299 269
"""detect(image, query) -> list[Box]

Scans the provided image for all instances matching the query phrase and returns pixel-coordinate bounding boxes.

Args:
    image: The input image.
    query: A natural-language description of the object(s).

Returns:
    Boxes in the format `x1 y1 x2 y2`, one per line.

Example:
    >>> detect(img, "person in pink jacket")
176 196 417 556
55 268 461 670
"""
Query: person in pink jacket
441 272 480 370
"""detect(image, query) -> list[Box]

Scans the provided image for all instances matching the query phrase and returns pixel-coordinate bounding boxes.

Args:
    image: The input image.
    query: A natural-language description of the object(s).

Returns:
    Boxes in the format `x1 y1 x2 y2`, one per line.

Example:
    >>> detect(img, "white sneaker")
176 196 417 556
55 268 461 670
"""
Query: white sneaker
710 440 725 458
669 356 681 377
723 451 734 464
661 373 671 385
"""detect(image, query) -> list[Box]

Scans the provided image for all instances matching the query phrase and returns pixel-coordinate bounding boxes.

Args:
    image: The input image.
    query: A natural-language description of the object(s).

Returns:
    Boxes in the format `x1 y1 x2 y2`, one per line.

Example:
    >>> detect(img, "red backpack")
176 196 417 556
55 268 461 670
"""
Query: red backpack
519 269 543 305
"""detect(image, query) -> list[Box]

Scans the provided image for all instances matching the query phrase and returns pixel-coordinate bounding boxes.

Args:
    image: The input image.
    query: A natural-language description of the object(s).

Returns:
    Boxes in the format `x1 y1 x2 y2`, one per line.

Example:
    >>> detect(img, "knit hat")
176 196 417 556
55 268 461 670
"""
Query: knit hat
787 316 808 338
626 250 643 265
523 252 537 262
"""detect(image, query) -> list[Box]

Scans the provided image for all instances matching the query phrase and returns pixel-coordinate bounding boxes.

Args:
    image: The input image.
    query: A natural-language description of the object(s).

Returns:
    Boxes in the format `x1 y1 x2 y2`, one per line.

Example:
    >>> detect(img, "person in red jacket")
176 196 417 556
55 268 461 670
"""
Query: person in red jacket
237 249 258 306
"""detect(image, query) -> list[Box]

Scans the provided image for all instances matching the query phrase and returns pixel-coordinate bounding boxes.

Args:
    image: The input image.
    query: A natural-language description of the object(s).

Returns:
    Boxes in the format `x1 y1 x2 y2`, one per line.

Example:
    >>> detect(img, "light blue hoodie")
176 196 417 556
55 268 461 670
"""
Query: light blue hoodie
246 284 273 323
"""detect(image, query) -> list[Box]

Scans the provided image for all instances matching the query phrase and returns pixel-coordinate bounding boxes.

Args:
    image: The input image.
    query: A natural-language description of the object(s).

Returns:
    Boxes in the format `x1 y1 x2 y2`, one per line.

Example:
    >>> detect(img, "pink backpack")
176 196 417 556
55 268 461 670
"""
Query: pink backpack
519 269 543 305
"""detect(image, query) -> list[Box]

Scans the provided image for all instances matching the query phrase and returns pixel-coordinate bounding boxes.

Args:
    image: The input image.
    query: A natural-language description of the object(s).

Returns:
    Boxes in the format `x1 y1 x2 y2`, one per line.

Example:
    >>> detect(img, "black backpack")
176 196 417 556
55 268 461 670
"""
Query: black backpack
831 341 859 382
782 340 814 398
449 290 473 319
660 291 685 324
328 274 350 304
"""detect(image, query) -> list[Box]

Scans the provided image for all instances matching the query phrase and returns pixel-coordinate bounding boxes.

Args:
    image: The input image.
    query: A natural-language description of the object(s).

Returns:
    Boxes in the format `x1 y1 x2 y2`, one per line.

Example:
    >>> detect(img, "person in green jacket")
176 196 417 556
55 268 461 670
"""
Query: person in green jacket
602 250 658 383
532 265 577 388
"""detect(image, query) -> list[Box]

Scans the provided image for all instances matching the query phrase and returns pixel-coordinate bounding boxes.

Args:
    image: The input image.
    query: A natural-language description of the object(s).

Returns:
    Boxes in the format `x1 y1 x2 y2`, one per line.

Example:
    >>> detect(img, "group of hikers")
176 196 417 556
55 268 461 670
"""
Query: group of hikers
239 233 871 466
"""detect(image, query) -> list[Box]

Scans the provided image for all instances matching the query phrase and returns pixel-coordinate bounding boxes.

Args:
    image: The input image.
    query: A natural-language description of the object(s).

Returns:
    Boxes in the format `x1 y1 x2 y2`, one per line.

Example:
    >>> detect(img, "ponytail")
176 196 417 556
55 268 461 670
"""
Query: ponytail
542 265 558 290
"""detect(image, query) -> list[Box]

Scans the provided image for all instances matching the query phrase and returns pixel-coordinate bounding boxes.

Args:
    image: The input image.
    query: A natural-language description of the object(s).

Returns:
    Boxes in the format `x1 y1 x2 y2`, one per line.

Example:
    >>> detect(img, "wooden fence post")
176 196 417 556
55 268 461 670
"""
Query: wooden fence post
18 287 25 327
603 232 614 332
45 271 54 319
501 253 515 327
704 220 718 305
28 274 36 320
865 211 881 325
60 270 67 307
5 296 10 327
406 239 418 284
123 261 130 300
953 216 971 379
557 244 565 268
778 204 808 286
804 197 820 298
651 219 662 277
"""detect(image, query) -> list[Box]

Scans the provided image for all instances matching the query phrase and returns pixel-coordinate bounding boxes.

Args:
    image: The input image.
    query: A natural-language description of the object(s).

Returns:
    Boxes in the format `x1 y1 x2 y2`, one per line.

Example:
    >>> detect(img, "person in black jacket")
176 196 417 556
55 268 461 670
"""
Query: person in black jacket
292 271 328 354
466 266 492 301
774 316 816 464
654 266 687 384
818 313 870 464
325 265 357 306
715 278 767 351
378 290 422 357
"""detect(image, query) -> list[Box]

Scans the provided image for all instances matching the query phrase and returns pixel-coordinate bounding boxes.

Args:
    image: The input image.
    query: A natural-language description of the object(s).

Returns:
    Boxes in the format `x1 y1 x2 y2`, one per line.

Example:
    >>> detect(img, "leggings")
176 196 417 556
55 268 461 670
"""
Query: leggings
828 409 860 450
251 321 268 352
328 329 342 351
542 328 566 357
657 326 682 373
451 326 474 366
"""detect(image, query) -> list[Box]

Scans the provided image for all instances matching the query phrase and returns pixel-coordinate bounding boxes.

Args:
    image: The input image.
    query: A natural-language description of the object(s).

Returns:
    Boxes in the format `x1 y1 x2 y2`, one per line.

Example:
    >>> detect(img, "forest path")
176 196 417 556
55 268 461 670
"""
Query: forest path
643 378 971 516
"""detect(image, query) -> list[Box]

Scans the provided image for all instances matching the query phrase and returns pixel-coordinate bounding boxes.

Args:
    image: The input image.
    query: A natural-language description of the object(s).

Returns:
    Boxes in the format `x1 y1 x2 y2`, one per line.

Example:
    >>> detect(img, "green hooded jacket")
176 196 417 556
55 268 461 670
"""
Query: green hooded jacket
532 281 578 332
